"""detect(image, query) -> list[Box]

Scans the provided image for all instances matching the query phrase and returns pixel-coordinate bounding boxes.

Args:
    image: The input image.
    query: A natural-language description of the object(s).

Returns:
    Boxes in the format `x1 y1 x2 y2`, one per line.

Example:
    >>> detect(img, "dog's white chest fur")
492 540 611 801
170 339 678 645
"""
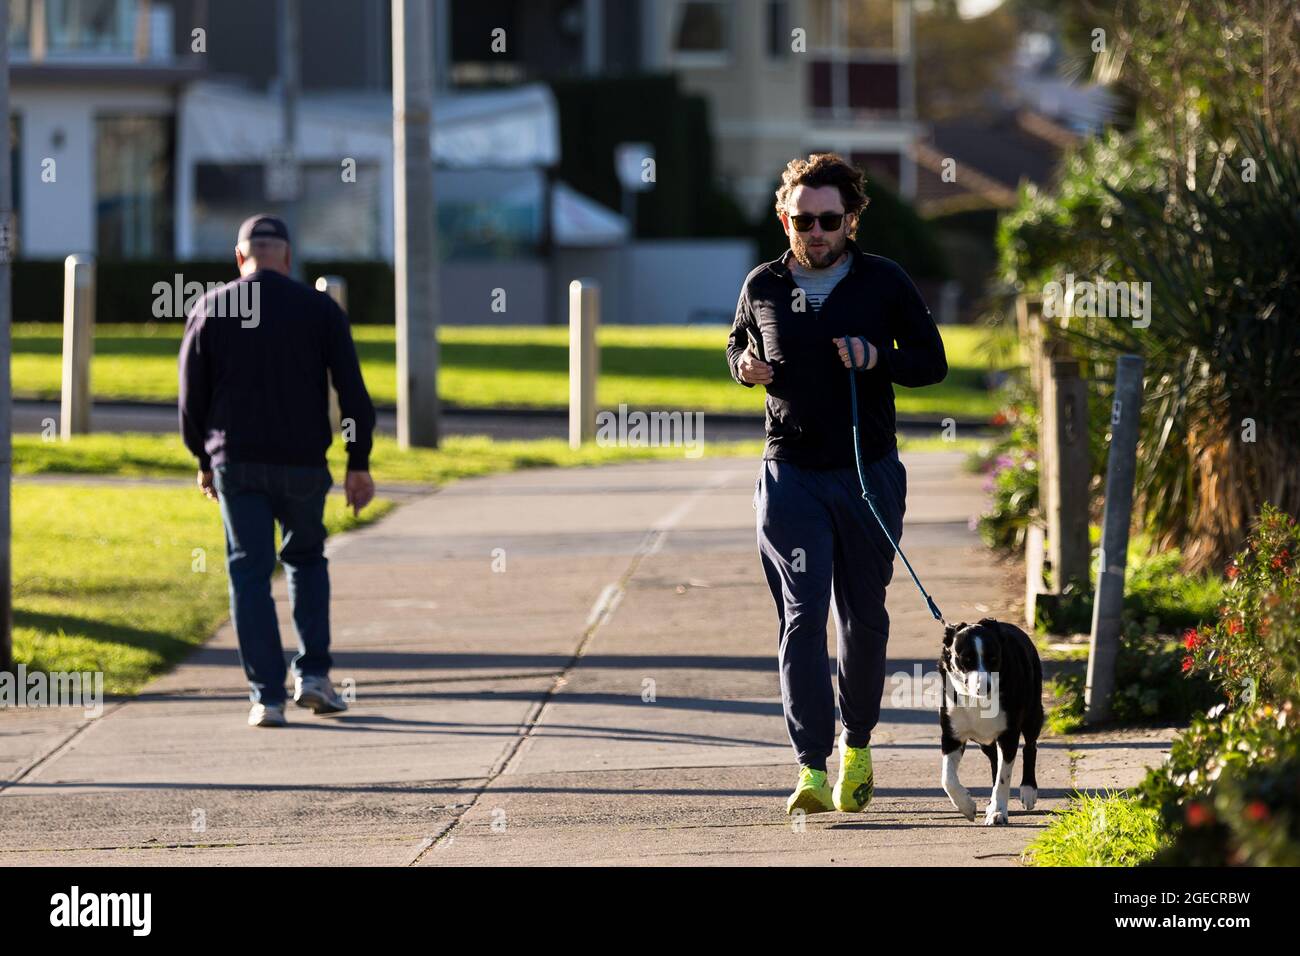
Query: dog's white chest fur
946 699 1007 745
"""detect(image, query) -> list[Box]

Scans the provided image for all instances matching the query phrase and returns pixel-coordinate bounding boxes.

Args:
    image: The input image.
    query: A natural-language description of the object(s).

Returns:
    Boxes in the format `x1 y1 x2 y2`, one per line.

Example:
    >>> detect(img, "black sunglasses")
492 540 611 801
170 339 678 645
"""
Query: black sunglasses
790 212 845 232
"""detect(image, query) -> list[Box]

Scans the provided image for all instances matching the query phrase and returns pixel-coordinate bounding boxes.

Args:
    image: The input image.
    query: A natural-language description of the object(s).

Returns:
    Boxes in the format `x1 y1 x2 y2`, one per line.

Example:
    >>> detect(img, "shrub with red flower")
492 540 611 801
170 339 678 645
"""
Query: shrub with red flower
1140 700 1300 866
1183 505 1299 708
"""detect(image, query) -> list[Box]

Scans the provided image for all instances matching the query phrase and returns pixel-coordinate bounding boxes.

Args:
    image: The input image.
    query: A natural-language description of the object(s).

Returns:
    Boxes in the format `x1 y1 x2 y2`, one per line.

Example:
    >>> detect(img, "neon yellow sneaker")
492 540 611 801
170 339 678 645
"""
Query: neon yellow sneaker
833 740 874 812
786 766 835 815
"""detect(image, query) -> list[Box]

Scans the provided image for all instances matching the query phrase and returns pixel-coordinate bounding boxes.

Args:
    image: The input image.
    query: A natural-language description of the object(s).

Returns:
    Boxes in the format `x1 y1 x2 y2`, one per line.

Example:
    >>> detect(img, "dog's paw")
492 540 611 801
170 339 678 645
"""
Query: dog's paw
1020 785 1037 811
947 786 977 821
984 806 1009 826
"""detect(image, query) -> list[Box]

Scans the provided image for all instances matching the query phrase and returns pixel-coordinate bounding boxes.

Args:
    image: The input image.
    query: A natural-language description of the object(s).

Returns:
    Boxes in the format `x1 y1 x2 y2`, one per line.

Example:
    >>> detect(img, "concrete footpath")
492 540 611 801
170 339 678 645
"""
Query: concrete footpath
0 453 1173 866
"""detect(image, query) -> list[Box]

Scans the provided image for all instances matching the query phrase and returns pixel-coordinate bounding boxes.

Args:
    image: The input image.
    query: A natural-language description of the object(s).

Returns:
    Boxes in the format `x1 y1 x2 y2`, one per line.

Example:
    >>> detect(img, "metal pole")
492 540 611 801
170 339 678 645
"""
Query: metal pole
393 0 440 448
61 255 95 439
1085 354 1145 724
569 279 599 448
277 0 300 278
315 276 347 431
0 0 13 673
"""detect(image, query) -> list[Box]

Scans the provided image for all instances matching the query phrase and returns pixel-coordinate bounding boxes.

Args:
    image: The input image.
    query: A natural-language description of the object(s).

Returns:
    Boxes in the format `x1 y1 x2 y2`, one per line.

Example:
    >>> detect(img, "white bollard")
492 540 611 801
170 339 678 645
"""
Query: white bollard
568 279 599 449
61 255 95 439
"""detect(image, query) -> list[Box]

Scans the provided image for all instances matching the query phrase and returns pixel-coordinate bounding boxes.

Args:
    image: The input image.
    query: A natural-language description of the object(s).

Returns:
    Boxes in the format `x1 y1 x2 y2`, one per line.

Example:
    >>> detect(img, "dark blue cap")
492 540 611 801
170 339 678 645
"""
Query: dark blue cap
236 214 290 244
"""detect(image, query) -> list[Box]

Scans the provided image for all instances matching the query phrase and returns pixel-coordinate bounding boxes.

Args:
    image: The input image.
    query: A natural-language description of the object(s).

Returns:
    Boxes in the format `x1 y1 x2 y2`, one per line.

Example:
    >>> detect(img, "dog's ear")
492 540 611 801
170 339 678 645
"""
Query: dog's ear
988 619 1028 644
943 622 963 647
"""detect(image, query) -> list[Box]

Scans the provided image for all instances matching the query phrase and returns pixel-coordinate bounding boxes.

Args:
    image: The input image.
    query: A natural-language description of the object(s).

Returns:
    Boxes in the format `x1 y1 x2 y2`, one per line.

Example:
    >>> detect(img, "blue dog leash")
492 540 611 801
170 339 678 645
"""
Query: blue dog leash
846 336 946 625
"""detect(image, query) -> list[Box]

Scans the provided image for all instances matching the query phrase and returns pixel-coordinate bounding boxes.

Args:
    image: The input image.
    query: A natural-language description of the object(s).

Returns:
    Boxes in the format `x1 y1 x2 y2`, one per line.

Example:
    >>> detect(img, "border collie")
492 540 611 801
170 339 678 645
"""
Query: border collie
938 618 1044 825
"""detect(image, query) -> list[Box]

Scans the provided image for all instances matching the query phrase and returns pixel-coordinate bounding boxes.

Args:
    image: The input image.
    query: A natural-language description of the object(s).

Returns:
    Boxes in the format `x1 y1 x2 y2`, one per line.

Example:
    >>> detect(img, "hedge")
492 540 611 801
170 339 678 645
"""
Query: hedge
12 259 396 325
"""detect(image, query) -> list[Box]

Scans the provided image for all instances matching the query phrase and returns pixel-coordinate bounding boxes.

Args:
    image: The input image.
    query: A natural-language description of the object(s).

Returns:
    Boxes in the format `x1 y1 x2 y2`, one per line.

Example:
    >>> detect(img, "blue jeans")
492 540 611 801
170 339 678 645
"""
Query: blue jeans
755 451 907 772
213 462 334 705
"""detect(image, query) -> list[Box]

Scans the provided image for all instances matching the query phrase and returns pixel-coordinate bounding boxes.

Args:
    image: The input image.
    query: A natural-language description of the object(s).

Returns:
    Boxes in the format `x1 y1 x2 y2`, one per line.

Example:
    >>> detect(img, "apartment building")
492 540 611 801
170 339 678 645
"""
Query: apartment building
8 0 574 269
446 0 920 219
639 0 918 217
9 0 207 259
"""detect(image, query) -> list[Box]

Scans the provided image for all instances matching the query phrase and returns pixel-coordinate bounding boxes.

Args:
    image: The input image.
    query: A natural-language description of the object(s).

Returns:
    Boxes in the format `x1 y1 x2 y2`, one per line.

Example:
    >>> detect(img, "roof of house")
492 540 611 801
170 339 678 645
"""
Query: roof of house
913 109 1080 217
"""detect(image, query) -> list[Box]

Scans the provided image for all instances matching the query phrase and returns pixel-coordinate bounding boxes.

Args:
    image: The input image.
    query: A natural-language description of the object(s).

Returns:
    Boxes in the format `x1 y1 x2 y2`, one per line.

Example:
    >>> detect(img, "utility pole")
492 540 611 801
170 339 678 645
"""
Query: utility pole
272 0 301 278
0 0 12 674
393 0 441 448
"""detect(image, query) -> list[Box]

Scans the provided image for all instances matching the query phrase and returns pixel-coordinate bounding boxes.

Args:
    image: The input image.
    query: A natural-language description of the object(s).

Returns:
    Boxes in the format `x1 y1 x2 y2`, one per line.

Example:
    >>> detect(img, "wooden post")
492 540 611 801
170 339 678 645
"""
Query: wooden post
1014 293 1033 386
1018 293 1043 394
1025 522 1046 630
568 279 599 448
1085 355 1145 723
1046 358 1091 592
61 255 95 439
1038 362 1056 577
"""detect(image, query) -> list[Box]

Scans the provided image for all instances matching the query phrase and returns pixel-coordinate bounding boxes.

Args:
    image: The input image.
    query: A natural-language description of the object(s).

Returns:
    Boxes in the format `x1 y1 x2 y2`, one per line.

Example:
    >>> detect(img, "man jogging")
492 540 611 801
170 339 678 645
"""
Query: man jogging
726 154 947 815
180 214 377 728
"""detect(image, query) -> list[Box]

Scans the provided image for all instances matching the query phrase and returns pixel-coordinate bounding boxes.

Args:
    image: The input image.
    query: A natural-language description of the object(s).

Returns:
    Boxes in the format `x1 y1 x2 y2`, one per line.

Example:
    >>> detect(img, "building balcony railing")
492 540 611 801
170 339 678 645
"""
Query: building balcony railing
8 0 187 67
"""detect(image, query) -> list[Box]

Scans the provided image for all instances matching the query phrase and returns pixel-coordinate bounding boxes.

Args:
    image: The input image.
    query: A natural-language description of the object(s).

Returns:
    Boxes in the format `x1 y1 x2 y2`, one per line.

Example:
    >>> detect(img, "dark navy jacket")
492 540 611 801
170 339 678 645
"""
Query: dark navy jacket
179 270 375 473
726 239 947 469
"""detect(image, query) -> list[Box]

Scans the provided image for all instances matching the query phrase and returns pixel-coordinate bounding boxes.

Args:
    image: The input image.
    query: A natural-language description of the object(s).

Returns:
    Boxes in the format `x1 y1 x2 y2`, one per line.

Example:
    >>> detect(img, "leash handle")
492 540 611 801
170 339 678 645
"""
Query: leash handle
848 336 944 623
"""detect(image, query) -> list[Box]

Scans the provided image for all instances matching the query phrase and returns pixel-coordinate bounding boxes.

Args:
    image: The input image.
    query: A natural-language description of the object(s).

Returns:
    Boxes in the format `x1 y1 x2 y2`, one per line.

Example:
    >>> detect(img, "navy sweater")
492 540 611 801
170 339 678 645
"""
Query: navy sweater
726 240 948 470
179 270 376 473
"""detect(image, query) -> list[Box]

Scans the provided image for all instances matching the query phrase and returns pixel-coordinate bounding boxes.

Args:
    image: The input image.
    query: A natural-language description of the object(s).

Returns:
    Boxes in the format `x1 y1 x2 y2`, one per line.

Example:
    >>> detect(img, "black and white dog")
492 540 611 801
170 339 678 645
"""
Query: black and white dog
939 619 1044 825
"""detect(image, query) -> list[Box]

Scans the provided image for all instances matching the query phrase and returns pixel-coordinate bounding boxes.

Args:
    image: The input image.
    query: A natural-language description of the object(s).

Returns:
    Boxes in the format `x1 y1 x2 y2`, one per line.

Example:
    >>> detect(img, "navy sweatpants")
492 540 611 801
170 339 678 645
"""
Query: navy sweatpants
754 451 907 772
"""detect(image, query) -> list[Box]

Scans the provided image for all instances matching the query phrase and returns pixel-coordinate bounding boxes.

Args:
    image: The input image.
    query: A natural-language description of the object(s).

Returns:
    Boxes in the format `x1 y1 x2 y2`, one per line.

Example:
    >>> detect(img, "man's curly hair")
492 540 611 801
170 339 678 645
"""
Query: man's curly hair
773 152 869 239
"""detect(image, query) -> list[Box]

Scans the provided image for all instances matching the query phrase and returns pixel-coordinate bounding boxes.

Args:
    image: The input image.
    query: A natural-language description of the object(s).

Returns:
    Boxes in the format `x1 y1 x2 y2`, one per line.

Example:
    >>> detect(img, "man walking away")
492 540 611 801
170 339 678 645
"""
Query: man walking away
179 214 377 727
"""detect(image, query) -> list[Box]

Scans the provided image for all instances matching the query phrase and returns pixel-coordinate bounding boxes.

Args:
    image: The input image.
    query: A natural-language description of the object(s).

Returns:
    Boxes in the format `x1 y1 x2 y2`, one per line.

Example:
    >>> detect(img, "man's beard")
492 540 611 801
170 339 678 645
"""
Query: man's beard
791 231 846 270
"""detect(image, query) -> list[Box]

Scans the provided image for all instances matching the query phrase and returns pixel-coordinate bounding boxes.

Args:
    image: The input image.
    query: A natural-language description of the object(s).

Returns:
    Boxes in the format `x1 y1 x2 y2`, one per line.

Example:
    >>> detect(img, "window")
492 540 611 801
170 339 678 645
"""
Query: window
672 0 730 63
8 0 32 52
192 161 383 261
807 0 903 116
47 0 136 57
766 1 789 59
96 114 173 259
9 0 172 62
807 0 897 54
843 0 895 54
810 59 901 113
436 168 542 260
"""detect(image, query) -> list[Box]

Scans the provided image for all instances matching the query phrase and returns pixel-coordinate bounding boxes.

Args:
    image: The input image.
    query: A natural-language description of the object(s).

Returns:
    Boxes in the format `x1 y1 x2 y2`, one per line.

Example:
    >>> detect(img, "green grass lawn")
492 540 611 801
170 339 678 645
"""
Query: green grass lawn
12 322 1007 420
14 431 990 483
13 483 394 696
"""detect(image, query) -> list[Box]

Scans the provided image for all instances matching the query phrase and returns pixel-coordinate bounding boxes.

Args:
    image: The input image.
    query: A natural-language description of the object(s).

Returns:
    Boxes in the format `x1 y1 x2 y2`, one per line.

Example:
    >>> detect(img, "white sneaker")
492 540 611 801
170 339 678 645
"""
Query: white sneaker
294 675 348 714
249 702 287 727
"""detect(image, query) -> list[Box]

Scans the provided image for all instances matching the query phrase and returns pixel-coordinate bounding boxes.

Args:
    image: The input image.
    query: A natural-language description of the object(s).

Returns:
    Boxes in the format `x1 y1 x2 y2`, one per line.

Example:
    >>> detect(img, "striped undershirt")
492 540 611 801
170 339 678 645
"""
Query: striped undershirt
787 250 851 313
